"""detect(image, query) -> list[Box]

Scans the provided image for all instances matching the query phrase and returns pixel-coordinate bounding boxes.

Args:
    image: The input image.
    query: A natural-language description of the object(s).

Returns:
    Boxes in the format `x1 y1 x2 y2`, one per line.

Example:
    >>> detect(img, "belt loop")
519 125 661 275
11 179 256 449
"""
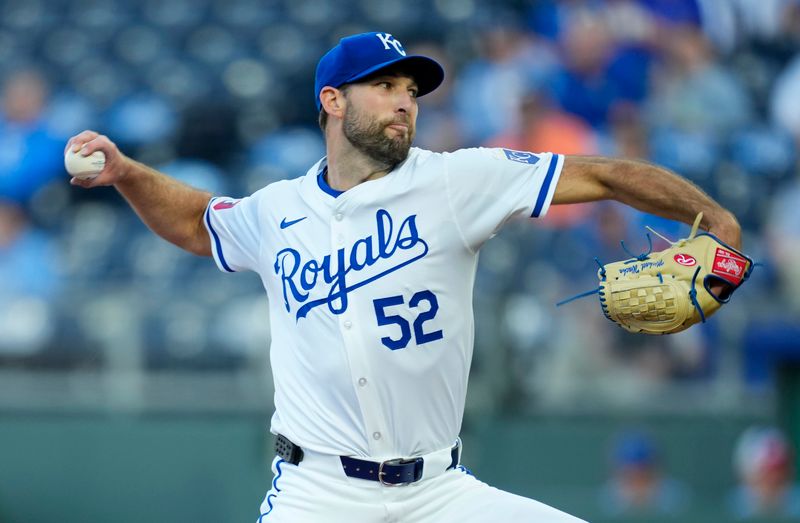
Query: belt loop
448 437 461 470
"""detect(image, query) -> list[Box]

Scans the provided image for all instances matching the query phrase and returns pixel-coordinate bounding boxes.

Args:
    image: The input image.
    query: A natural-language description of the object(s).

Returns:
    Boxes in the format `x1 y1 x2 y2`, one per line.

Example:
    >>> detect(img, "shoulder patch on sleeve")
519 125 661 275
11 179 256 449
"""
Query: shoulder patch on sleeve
212 199 241 211
498 148 541 164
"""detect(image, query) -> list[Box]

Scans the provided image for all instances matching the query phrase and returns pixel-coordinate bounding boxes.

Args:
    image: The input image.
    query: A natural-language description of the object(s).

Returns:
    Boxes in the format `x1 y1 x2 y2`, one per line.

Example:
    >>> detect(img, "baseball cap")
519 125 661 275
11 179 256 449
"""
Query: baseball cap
314 32 444 111
614 431 657 467
734 426 792 478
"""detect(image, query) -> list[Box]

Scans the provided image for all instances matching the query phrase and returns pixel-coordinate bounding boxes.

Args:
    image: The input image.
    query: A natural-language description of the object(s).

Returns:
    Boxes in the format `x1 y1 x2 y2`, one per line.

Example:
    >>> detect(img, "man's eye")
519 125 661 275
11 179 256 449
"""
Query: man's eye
409 89 418 98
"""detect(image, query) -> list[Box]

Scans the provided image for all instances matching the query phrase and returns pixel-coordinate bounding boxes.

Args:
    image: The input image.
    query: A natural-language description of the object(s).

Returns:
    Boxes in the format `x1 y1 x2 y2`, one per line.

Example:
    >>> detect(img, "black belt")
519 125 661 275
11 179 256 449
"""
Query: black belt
274 434 460 486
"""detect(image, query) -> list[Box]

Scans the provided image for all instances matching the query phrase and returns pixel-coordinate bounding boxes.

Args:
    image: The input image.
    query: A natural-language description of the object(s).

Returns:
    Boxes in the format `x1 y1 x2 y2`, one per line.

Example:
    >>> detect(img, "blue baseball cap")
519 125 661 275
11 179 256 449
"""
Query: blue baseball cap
314 32 444 111
614 431 657 467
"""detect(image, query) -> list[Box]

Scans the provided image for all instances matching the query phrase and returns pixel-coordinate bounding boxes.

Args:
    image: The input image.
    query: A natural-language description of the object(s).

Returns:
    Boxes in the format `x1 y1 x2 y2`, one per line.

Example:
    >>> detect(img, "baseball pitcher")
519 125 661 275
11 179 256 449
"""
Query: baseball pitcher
66 32 745 522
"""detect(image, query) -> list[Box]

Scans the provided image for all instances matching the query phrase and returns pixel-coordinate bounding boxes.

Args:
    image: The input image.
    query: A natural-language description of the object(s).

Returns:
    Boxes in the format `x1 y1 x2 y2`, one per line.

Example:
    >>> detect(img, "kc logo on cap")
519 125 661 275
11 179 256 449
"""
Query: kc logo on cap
375 33 406 56
314 31 444 111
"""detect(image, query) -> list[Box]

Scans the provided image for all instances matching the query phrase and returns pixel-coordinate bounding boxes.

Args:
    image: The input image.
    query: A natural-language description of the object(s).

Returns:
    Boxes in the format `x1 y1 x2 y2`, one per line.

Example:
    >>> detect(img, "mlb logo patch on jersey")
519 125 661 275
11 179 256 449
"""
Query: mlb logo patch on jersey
500 149 541 165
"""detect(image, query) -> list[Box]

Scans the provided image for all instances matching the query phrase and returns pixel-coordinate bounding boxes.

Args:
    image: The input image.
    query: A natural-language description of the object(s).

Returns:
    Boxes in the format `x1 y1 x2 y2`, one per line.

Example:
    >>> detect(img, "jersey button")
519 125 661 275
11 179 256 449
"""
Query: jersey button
335 213 343 221
358 377 367 387
344 320 352 329
372 431 381 440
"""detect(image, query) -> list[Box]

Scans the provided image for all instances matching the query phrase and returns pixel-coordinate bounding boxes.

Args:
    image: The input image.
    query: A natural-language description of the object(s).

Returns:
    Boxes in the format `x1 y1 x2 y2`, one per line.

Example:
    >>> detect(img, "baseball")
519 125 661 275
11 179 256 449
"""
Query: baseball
64 148 105 180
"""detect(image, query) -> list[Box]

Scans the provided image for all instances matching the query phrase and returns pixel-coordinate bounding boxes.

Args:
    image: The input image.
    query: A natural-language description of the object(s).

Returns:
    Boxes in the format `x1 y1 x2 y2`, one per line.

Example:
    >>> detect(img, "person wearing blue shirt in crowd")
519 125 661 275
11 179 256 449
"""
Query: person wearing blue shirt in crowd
599 430 690 516
0 69 64 205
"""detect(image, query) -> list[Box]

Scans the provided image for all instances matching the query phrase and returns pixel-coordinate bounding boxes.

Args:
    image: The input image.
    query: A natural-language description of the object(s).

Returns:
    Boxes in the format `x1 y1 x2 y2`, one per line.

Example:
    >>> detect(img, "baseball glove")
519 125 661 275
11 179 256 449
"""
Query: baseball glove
559 213 753 335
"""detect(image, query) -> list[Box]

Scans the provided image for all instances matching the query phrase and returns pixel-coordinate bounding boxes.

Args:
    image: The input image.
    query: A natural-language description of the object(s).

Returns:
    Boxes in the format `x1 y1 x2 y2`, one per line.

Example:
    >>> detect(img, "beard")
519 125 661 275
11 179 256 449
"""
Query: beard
342 105 414 168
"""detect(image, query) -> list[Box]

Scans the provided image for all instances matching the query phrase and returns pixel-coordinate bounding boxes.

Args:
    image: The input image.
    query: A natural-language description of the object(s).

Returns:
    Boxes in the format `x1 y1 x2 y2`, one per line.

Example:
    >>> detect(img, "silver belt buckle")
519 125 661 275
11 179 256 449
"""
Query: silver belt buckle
378 457 423 486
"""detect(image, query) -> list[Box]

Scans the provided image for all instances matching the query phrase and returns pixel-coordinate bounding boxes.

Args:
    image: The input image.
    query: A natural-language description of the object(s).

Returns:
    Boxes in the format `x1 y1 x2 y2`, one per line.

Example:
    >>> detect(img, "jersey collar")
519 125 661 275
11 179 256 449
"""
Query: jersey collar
316 158 344 198
312 149 418 200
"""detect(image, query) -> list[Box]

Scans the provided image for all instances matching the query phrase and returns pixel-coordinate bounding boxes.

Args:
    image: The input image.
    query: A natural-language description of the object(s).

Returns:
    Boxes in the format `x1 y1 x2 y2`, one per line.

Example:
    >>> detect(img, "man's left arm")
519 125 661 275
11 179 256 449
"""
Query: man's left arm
553 156 742 250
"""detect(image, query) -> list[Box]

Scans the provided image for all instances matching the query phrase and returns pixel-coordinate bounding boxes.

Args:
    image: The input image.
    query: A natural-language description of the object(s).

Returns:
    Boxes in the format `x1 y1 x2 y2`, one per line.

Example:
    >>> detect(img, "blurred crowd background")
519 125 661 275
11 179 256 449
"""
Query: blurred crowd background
2 0 800 521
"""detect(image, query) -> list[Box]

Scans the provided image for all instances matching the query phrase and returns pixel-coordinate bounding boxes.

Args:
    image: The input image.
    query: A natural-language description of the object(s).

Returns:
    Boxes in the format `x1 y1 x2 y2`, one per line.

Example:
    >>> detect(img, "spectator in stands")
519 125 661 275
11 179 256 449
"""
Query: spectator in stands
728 426 800 518
0 69 63 204
453 17 558 145
771 51 800 141
764 169 800 315
0 199 59 356
598 429 690 516
741 165 800 388
548 12 620 129
645 25 752 134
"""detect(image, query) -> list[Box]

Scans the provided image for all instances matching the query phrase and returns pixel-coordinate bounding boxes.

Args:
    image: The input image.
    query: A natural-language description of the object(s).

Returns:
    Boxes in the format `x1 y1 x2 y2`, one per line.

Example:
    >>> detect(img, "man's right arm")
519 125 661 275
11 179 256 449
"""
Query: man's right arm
66 130 212 256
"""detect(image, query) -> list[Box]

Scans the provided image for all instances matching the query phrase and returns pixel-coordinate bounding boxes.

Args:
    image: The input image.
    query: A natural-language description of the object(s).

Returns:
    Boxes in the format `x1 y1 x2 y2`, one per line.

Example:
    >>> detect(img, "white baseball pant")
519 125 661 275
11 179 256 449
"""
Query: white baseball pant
257 448 588 522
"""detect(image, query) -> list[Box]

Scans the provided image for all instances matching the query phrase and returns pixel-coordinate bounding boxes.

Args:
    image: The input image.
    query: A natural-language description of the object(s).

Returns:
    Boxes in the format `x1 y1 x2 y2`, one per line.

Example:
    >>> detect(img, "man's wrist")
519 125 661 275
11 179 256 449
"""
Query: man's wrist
707 210 742 250
114 156 139 187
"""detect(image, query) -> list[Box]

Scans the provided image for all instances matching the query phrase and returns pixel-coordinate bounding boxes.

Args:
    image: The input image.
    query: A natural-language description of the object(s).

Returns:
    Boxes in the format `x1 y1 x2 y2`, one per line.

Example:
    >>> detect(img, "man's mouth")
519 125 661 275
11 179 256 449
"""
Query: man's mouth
387 122 409 132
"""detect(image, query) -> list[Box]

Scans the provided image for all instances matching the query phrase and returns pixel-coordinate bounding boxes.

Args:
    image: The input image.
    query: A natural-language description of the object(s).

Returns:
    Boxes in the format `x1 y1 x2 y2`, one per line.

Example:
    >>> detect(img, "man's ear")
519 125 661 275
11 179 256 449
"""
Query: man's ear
320 86 345 118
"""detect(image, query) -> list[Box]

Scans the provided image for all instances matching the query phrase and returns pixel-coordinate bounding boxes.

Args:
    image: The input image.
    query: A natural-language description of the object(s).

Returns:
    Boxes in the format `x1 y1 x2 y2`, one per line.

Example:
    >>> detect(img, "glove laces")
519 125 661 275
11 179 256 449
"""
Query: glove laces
555 213 706 309
645 212 704 247
555 257 606 307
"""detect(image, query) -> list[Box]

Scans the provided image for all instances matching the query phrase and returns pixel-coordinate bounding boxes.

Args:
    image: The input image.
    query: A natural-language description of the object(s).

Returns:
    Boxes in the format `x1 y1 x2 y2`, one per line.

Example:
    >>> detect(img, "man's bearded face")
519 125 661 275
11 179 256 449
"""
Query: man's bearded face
342 101 414 168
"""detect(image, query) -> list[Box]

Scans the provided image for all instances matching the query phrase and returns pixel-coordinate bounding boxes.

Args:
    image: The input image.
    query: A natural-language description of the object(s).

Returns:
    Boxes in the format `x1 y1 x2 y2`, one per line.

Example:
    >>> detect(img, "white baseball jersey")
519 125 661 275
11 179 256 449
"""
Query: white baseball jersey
204 147 563 460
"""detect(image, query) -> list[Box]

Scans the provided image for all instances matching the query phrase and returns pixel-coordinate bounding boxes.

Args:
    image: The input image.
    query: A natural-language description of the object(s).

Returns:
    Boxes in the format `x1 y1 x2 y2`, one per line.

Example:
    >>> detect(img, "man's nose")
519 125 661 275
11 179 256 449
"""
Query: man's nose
395 92 415 113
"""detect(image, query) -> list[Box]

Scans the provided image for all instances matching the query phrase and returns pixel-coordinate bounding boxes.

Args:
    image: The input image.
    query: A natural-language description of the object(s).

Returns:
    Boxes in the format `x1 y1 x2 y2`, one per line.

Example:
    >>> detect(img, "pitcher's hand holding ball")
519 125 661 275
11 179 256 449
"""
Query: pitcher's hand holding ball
64 131 130 188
